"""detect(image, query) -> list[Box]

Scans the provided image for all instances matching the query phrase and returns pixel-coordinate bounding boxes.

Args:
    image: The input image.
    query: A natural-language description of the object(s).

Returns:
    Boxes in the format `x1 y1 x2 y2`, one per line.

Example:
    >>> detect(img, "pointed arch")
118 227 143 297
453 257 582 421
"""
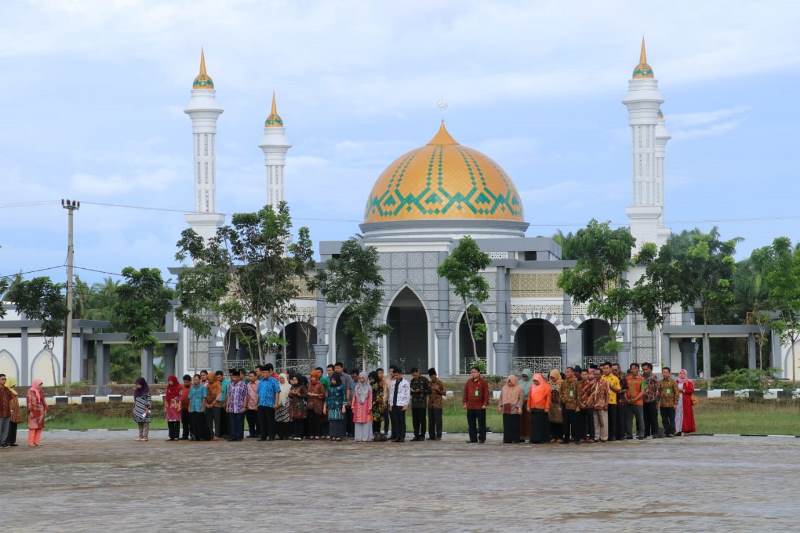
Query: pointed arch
0 350 19 384
385 285 430 373
31 348 60 387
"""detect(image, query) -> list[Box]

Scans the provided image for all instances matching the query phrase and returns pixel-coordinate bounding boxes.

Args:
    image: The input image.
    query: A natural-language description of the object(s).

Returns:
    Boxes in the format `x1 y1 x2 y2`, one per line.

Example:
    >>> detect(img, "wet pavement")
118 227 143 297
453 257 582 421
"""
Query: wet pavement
3 431 798 531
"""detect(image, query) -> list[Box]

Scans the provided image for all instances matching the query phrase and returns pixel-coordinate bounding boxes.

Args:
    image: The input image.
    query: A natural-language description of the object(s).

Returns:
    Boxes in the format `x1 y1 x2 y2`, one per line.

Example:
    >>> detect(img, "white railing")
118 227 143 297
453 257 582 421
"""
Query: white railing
512 356 563 374
582 355 618 367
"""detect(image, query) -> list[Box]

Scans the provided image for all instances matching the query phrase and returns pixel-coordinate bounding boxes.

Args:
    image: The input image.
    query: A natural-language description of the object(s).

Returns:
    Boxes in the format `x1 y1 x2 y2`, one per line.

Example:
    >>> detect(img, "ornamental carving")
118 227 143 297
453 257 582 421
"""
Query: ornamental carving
510 273 563 298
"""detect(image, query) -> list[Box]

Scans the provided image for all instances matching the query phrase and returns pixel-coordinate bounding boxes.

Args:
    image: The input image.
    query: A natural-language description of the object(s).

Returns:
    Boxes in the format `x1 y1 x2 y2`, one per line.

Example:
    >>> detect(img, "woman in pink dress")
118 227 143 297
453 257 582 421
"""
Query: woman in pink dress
350 371 373 442
164 375 182 441
675 369 696 435
26 379 47 447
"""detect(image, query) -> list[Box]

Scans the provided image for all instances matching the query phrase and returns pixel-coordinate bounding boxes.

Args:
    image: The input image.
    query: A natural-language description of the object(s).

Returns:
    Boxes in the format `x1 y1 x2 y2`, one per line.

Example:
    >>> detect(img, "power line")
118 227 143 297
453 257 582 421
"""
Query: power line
0 264 65 280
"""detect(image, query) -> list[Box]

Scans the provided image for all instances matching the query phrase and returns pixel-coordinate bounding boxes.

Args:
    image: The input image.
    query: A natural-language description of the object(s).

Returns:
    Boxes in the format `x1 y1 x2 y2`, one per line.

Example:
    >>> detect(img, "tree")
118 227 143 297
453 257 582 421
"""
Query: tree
632 242 683 331
558 220 635 355
0 277 8 319
735 247 774 369
315 238 389 370
552 229 578 260
175 202 313 366
112 267 173 351
437 236 491 360
767 237 800 382
6 276 67 386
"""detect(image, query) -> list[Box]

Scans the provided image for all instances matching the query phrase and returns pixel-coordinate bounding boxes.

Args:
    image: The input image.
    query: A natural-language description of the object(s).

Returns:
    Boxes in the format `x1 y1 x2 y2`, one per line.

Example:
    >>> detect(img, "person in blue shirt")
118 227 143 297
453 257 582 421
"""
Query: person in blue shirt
188 374 210 441
257 365 281 441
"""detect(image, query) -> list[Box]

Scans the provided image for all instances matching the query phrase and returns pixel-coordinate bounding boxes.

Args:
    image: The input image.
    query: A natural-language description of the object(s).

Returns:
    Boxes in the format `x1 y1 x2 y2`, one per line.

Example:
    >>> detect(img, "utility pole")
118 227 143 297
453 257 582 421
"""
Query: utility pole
62 199 79 395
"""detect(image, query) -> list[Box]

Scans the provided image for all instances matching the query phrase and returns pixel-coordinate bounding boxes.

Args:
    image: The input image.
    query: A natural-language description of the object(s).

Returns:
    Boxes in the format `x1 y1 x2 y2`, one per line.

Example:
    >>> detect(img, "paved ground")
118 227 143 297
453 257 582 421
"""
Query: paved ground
3 431 799 532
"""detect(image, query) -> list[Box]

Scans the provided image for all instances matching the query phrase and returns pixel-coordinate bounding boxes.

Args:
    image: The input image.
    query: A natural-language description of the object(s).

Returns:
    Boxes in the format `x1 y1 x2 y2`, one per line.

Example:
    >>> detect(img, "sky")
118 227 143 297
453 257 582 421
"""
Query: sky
1 0 799 286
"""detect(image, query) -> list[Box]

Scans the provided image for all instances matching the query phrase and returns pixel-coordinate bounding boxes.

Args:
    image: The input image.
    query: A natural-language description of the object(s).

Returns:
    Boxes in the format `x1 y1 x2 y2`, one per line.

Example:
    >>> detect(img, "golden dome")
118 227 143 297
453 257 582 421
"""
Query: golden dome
193 49 214 90
265 91 283 127
363 122 524 224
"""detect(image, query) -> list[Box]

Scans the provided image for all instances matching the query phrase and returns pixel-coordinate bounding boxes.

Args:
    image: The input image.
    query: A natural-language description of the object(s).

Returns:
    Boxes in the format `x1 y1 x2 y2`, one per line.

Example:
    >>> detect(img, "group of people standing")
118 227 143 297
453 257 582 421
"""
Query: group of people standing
142 362 449 444
0 374 48 448
497 361 697 445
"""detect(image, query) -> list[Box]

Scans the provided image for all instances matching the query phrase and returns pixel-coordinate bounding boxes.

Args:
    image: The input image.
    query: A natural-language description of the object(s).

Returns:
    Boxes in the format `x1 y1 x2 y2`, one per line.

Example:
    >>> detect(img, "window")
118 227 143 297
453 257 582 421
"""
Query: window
524 251 537 261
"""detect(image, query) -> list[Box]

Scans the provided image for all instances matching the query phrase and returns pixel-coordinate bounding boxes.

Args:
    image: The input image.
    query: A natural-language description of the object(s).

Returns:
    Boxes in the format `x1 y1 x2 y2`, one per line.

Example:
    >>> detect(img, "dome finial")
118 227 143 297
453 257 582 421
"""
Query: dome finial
428 120 458 146
632 36 654 79
265 91 284 127
193 48 215 90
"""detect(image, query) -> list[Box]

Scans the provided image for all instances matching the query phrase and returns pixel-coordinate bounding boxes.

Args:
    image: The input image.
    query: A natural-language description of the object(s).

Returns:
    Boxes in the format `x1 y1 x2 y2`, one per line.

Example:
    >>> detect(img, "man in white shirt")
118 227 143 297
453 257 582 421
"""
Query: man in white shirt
387 366 410 442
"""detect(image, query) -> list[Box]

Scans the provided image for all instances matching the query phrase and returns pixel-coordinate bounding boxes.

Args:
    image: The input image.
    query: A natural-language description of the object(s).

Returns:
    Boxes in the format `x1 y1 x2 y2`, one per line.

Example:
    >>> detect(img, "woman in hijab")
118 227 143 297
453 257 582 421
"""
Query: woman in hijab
518 369 532 443
26 378 47 447
324 373 346 441
288 374 308 441
307 370 327 440
548 369 564 443
132 377 152 442
527 373 551 444
351 371 373 442
275 373 292 440
6 377 21 446
499 375 522 444
164 375 182 441
675 369 696 436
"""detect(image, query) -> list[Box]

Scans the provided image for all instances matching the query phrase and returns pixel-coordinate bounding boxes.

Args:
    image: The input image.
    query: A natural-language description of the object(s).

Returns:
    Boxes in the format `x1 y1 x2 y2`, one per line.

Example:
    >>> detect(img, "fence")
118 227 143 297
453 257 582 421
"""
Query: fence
582 355 618 368
224 358 316 374
511 356 563 374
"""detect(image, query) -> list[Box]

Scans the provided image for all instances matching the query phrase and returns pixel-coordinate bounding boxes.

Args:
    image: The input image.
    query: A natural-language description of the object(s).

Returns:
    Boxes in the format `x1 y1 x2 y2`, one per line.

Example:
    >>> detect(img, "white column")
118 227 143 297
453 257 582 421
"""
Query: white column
259 93 291 210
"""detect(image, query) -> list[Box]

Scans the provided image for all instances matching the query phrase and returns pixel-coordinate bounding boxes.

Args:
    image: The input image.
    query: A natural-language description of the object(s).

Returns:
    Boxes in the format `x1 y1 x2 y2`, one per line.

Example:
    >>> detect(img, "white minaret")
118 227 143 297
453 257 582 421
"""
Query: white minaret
184 49 225 240
623 38 670 251
258 92 291 209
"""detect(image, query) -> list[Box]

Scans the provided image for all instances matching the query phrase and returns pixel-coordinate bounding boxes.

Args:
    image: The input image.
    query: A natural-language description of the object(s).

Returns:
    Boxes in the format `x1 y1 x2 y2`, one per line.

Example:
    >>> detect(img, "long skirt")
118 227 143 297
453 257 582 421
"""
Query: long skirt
530 409 549 444
502 413 520 444
329 419 346 439
190 412 210 440
549 421 563 441
519 403 530 440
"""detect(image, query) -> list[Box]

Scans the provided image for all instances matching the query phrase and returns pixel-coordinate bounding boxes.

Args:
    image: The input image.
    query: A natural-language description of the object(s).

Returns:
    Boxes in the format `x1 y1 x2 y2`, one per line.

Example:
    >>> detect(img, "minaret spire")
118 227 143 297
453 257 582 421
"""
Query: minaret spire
260 90 291 208
632 36 654 79
639 36 647 65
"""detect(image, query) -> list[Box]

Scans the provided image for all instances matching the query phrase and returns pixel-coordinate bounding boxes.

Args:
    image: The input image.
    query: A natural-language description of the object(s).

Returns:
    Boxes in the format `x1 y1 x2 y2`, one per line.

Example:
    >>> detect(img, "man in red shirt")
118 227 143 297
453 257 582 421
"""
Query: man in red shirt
463 366 490 443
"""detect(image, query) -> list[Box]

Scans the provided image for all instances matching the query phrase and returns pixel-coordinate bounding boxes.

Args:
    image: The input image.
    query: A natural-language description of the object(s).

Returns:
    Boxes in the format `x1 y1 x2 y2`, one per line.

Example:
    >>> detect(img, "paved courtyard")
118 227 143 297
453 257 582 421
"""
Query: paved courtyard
3 431 798 531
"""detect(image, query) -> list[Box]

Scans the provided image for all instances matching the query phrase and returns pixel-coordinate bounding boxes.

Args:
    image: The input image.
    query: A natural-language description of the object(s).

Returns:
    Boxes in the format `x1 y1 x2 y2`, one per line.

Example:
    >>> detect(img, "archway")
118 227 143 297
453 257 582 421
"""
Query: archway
225 323 258 364
458 307 487 373
0 350 18 384
31 349 60 387
386 287 428 373
579 319 612 361
334 307 358 371
514 318 562 360
280 322 318 359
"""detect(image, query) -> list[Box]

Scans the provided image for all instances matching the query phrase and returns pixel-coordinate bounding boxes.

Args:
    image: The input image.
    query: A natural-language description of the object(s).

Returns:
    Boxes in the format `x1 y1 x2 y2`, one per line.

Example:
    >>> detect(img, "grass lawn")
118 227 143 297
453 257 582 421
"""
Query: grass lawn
19 399 800 435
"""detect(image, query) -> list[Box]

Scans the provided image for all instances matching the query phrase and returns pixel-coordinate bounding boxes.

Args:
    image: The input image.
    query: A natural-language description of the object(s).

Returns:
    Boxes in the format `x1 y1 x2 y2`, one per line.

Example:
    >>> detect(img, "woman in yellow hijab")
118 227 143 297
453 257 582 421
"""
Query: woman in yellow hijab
6 377 21 447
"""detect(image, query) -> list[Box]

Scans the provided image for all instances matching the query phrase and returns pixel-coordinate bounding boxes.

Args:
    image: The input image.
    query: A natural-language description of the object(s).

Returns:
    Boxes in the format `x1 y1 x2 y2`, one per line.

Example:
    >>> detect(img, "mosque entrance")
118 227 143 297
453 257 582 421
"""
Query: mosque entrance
386 287 429 373
579 318 612 364
334 307 358 371
279 321 317 372
458 307 487 373
513 318 562 372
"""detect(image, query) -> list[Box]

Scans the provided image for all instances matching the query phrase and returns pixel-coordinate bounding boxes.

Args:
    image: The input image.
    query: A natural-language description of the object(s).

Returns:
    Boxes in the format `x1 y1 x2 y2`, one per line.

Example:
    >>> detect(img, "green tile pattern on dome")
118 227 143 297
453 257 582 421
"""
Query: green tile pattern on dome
363 125 524 223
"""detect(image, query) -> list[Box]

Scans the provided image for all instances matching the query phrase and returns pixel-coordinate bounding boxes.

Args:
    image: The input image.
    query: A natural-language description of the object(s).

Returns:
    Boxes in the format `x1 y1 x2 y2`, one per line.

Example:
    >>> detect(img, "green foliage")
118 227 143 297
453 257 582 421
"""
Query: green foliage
552 229 578 260
711 368 778 392
6 276 67 340
764 237 800 381
315 238 388 369
0 277 9 319
437 236 491 359
175 202 314 365
112 267 173 351
558 220 635 351
467 357 487 374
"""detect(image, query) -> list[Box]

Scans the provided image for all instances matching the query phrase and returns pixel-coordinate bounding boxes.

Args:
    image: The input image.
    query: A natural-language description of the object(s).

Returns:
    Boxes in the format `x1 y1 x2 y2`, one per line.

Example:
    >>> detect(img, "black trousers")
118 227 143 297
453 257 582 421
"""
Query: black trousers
428 407 443 440
467 409 487 443
615 403 626 440
229 412 245 441
660 407 676 435
258 406 276 440
502 413 520 443
190 411 210 440
411 407 427 438
292 418 306 438
245 410 258 437
564 409 583 442
549 421 562 441
530 408 549 443
308 411 323 437
390 406 406 441
181 409 191 439
607 404 618 441
277 421 290 440
8 421 17 445
345 409 354 437
206 406 222 437
644 401 659 437
221 407 229 437
167 421 180 440
383 407 390 434
583 409 594 440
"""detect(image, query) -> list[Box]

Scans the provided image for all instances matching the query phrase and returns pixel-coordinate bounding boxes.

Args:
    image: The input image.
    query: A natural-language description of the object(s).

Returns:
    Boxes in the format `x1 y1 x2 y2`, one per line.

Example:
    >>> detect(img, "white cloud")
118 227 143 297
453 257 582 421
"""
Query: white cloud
668 106 750 141
70 168 180 196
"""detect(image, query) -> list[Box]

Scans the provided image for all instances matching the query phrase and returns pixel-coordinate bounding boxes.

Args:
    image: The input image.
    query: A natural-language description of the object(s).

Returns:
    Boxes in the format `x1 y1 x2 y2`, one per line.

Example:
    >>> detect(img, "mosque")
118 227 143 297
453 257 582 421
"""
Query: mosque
181 40 676 379
0 42 789 388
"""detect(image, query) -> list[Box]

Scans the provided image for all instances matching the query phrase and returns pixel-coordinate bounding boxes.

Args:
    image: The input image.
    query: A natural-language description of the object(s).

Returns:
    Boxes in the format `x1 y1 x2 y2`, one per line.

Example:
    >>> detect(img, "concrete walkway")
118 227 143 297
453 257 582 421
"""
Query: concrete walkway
3 432 798 531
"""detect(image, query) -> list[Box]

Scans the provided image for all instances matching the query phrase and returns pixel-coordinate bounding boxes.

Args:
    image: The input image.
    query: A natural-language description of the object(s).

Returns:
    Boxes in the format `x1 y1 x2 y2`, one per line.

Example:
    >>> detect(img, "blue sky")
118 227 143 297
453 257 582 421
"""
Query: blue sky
1 1 799 285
